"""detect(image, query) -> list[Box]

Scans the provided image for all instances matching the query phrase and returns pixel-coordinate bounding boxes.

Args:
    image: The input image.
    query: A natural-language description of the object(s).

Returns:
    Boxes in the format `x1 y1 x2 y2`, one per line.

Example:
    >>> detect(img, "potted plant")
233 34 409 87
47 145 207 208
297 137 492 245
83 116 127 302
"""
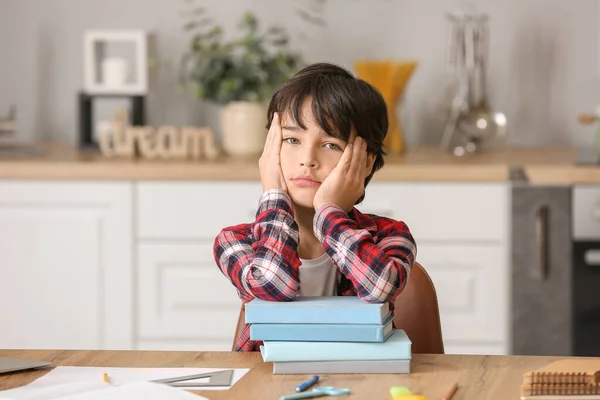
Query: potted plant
179 5 305 157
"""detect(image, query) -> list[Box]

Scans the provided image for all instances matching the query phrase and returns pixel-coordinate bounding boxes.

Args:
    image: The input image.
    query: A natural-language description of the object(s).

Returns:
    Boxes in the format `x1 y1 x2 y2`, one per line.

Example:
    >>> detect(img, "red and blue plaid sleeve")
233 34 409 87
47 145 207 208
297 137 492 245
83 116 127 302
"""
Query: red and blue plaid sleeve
213 189 302 302
313 204 417 303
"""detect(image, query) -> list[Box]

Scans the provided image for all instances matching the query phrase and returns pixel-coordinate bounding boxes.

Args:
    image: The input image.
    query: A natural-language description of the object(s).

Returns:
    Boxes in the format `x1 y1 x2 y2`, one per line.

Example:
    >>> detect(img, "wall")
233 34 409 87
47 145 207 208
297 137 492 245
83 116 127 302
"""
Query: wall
0 0 598 149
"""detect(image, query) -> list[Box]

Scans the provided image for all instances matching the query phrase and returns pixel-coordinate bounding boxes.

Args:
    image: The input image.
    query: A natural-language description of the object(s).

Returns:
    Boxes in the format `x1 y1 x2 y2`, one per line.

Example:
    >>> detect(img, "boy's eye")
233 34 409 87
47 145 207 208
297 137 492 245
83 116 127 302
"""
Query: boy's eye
283 137 300 145
324 143 342 151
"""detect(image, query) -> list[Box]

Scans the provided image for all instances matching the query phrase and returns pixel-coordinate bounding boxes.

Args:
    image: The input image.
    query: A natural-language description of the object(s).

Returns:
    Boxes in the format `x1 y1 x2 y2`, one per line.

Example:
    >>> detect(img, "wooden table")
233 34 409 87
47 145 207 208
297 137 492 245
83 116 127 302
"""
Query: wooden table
0 350 566 400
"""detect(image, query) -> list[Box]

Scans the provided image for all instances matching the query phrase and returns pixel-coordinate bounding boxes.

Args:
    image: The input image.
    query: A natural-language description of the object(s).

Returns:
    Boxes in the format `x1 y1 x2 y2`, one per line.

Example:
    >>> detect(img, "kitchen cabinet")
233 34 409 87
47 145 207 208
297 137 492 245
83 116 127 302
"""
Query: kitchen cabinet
0 181 133 350
0 180 511 355
135 181 511 355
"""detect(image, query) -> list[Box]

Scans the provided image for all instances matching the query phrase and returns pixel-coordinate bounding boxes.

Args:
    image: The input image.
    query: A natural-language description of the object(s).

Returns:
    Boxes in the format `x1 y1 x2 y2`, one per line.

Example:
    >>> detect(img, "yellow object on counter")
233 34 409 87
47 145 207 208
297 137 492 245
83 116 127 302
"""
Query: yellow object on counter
390 386 427 400
354 60 418 154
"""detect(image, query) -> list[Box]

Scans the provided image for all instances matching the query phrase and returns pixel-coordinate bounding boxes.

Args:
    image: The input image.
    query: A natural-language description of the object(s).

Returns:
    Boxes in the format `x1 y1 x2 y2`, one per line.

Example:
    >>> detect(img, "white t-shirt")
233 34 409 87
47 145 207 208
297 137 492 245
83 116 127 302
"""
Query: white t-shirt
298 252 338 297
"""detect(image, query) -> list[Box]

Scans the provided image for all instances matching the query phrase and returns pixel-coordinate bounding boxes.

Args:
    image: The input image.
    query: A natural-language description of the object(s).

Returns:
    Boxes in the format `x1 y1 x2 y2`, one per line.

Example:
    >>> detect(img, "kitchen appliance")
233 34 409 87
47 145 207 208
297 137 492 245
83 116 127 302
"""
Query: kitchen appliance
570 186 600 356
512 184 572 356
440 8 507 156
512 184 600 356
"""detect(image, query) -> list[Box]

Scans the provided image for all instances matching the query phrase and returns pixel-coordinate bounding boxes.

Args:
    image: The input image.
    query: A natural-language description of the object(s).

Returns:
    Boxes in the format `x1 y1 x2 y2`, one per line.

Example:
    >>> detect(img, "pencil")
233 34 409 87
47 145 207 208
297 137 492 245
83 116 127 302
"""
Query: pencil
442 382 458 400
103 372 110 384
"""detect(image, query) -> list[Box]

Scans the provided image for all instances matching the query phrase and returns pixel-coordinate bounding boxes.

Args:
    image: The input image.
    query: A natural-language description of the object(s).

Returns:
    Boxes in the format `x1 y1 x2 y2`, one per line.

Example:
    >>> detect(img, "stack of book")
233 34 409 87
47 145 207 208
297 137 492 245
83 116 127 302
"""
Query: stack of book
245 296 412 375
520 359 600 399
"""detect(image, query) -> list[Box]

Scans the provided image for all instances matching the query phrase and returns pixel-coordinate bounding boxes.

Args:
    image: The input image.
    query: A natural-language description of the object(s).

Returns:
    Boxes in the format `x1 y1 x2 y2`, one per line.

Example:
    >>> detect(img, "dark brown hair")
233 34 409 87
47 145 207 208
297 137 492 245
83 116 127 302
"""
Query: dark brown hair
266 62 388 204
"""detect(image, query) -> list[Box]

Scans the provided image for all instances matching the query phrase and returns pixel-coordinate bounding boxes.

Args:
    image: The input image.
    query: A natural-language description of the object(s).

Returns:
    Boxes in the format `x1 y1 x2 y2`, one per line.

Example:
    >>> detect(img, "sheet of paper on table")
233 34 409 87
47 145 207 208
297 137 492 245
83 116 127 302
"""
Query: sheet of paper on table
0 366 250 400
26 366 248 390
0 381 208 400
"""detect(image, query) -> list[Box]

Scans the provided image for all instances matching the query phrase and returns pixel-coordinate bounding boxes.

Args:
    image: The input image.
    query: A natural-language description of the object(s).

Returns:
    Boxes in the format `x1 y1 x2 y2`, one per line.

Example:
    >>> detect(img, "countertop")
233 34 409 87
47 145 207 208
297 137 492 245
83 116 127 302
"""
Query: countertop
0 142 590 184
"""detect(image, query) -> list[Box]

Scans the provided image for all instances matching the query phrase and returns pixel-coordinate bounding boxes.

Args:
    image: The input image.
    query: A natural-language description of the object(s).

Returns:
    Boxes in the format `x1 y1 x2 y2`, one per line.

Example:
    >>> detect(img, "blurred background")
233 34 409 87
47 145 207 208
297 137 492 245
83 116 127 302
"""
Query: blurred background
1 0 598 149
1 0 600 359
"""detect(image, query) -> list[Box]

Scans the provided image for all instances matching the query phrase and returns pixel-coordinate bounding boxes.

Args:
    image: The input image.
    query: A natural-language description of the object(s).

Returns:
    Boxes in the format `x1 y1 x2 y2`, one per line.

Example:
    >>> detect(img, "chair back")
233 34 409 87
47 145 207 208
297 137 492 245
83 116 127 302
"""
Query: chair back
393 262 444 354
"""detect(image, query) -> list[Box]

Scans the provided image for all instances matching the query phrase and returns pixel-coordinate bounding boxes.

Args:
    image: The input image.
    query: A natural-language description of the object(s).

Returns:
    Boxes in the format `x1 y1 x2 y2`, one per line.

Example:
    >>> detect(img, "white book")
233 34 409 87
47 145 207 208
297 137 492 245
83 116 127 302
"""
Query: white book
273 359 411 375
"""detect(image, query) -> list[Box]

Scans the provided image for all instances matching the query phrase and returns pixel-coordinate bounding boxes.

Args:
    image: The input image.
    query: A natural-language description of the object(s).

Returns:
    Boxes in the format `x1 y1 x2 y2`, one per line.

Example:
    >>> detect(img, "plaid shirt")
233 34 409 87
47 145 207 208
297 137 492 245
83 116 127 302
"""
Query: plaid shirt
213 189 417 352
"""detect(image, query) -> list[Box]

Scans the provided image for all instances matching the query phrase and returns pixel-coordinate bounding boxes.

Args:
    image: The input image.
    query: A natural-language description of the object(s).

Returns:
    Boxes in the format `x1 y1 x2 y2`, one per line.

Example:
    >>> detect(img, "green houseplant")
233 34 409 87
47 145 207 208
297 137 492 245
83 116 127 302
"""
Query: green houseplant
179 4 306 156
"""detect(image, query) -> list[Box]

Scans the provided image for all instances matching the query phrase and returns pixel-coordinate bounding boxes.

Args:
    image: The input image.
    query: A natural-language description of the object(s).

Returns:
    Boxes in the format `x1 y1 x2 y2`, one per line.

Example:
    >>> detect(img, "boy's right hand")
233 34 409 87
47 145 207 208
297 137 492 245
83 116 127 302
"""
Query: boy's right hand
259 113 288 192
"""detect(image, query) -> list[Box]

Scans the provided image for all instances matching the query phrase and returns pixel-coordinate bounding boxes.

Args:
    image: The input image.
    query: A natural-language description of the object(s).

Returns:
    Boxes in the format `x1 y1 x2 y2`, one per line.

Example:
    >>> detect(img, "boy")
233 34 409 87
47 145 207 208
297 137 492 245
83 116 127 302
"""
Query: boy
213 62 417 352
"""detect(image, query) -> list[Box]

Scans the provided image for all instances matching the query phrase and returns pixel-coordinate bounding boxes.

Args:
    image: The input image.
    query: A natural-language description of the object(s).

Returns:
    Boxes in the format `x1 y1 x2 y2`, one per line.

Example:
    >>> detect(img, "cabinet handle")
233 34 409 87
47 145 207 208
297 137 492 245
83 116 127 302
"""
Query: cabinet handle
534 204 549 280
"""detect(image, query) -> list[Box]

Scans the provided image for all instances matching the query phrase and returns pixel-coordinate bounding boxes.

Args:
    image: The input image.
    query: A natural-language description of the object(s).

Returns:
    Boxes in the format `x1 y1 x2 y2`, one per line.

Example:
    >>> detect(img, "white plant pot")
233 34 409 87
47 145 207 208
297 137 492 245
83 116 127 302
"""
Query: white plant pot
220 101 267 157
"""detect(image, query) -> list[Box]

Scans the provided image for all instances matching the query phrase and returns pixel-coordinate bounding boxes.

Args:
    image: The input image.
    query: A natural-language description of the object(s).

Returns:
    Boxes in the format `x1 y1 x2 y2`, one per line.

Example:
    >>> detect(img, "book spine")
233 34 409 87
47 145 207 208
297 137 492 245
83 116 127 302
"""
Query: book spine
249 324 385 342
245 305 384 324
260 341 411 362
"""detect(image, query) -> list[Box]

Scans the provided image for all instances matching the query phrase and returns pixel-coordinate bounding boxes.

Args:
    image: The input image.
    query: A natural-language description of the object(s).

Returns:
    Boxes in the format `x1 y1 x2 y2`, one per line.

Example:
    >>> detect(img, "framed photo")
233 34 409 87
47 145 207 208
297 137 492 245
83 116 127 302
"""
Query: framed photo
83 30 149 95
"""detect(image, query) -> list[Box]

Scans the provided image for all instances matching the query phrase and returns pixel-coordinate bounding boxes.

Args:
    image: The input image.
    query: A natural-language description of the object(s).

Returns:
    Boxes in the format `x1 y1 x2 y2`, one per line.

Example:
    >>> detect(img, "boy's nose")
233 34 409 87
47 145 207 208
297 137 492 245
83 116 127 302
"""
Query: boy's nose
300 160 317 168
299 147 319 168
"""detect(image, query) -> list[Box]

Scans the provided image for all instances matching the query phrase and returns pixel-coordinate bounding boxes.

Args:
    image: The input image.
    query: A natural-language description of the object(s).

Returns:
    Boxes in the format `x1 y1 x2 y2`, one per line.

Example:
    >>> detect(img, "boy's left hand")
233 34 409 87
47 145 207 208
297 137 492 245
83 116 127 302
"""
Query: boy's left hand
313 136 369 213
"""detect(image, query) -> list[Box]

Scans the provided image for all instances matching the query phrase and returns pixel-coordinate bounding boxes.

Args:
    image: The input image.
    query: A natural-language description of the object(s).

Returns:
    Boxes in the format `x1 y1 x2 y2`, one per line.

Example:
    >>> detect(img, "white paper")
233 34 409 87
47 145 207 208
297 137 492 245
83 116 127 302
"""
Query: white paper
0 381 110 400
0 381 208 400
23 366 249 391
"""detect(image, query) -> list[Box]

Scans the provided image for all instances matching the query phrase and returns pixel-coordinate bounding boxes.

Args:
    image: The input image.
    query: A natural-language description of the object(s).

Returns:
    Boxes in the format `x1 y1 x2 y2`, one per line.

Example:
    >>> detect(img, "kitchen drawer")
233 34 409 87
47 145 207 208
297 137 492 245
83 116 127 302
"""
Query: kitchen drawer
137 182 263 239
138 181 509 242
137 243 241 350
357 182 509 242
415 243 509 345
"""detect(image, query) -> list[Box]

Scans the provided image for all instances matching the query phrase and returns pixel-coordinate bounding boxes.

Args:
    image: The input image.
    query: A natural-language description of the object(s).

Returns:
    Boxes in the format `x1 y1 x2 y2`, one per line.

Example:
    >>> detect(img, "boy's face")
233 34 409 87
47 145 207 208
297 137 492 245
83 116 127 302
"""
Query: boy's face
279 100 349 209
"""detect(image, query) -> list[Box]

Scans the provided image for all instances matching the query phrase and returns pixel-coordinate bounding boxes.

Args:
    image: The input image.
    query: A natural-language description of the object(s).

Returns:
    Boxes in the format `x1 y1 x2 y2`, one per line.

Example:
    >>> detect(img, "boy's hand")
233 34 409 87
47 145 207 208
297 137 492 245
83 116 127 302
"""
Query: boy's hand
313 136 369 212
259 113 288 192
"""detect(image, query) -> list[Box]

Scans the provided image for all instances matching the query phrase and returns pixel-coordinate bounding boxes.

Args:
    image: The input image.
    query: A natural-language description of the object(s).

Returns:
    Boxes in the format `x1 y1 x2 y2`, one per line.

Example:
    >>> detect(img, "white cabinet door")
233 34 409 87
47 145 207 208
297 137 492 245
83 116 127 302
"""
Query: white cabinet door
135 182 260 351
136 243 240 351
0 181 133 350
416 244 509 355
136 243 241 351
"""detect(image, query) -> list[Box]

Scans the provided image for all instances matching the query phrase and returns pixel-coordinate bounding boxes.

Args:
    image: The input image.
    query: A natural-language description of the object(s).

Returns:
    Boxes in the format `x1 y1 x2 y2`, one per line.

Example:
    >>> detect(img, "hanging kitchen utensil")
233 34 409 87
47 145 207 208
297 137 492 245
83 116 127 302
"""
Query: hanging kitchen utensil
440 7 507 155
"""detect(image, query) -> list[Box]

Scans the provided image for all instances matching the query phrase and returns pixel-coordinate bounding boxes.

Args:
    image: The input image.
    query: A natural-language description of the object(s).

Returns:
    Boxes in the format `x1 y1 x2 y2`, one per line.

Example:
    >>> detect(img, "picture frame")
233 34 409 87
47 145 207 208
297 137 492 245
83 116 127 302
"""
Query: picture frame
83 30 149 95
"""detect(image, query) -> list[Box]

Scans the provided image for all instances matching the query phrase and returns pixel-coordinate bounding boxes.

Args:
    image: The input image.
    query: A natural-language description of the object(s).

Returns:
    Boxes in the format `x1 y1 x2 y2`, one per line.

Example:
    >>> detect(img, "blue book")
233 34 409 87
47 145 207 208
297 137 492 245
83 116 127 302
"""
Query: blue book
245 296 390 325
250 313 394 342
259 329 412 362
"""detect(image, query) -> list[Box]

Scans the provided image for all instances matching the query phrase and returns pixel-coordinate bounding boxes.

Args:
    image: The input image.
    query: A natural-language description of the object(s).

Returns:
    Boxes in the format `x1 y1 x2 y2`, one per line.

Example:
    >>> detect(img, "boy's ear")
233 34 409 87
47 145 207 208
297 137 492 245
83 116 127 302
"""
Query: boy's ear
364 153 376 177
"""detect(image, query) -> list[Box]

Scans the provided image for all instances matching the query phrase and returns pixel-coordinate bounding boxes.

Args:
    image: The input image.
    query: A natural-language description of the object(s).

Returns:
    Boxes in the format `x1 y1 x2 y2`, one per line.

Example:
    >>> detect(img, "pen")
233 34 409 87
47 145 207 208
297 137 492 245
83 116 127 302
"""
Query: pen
295 375 319 392
441 382 458 400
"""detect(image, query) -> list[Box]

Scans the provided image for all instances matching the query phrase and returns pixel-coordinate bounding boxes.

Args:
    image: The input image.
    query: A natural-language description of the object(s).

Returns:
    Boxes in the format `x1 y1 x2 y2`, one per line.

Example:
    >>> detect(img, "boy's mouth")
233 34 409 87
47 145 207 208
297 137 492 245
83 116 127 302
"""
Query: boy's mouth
291 175 321 187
